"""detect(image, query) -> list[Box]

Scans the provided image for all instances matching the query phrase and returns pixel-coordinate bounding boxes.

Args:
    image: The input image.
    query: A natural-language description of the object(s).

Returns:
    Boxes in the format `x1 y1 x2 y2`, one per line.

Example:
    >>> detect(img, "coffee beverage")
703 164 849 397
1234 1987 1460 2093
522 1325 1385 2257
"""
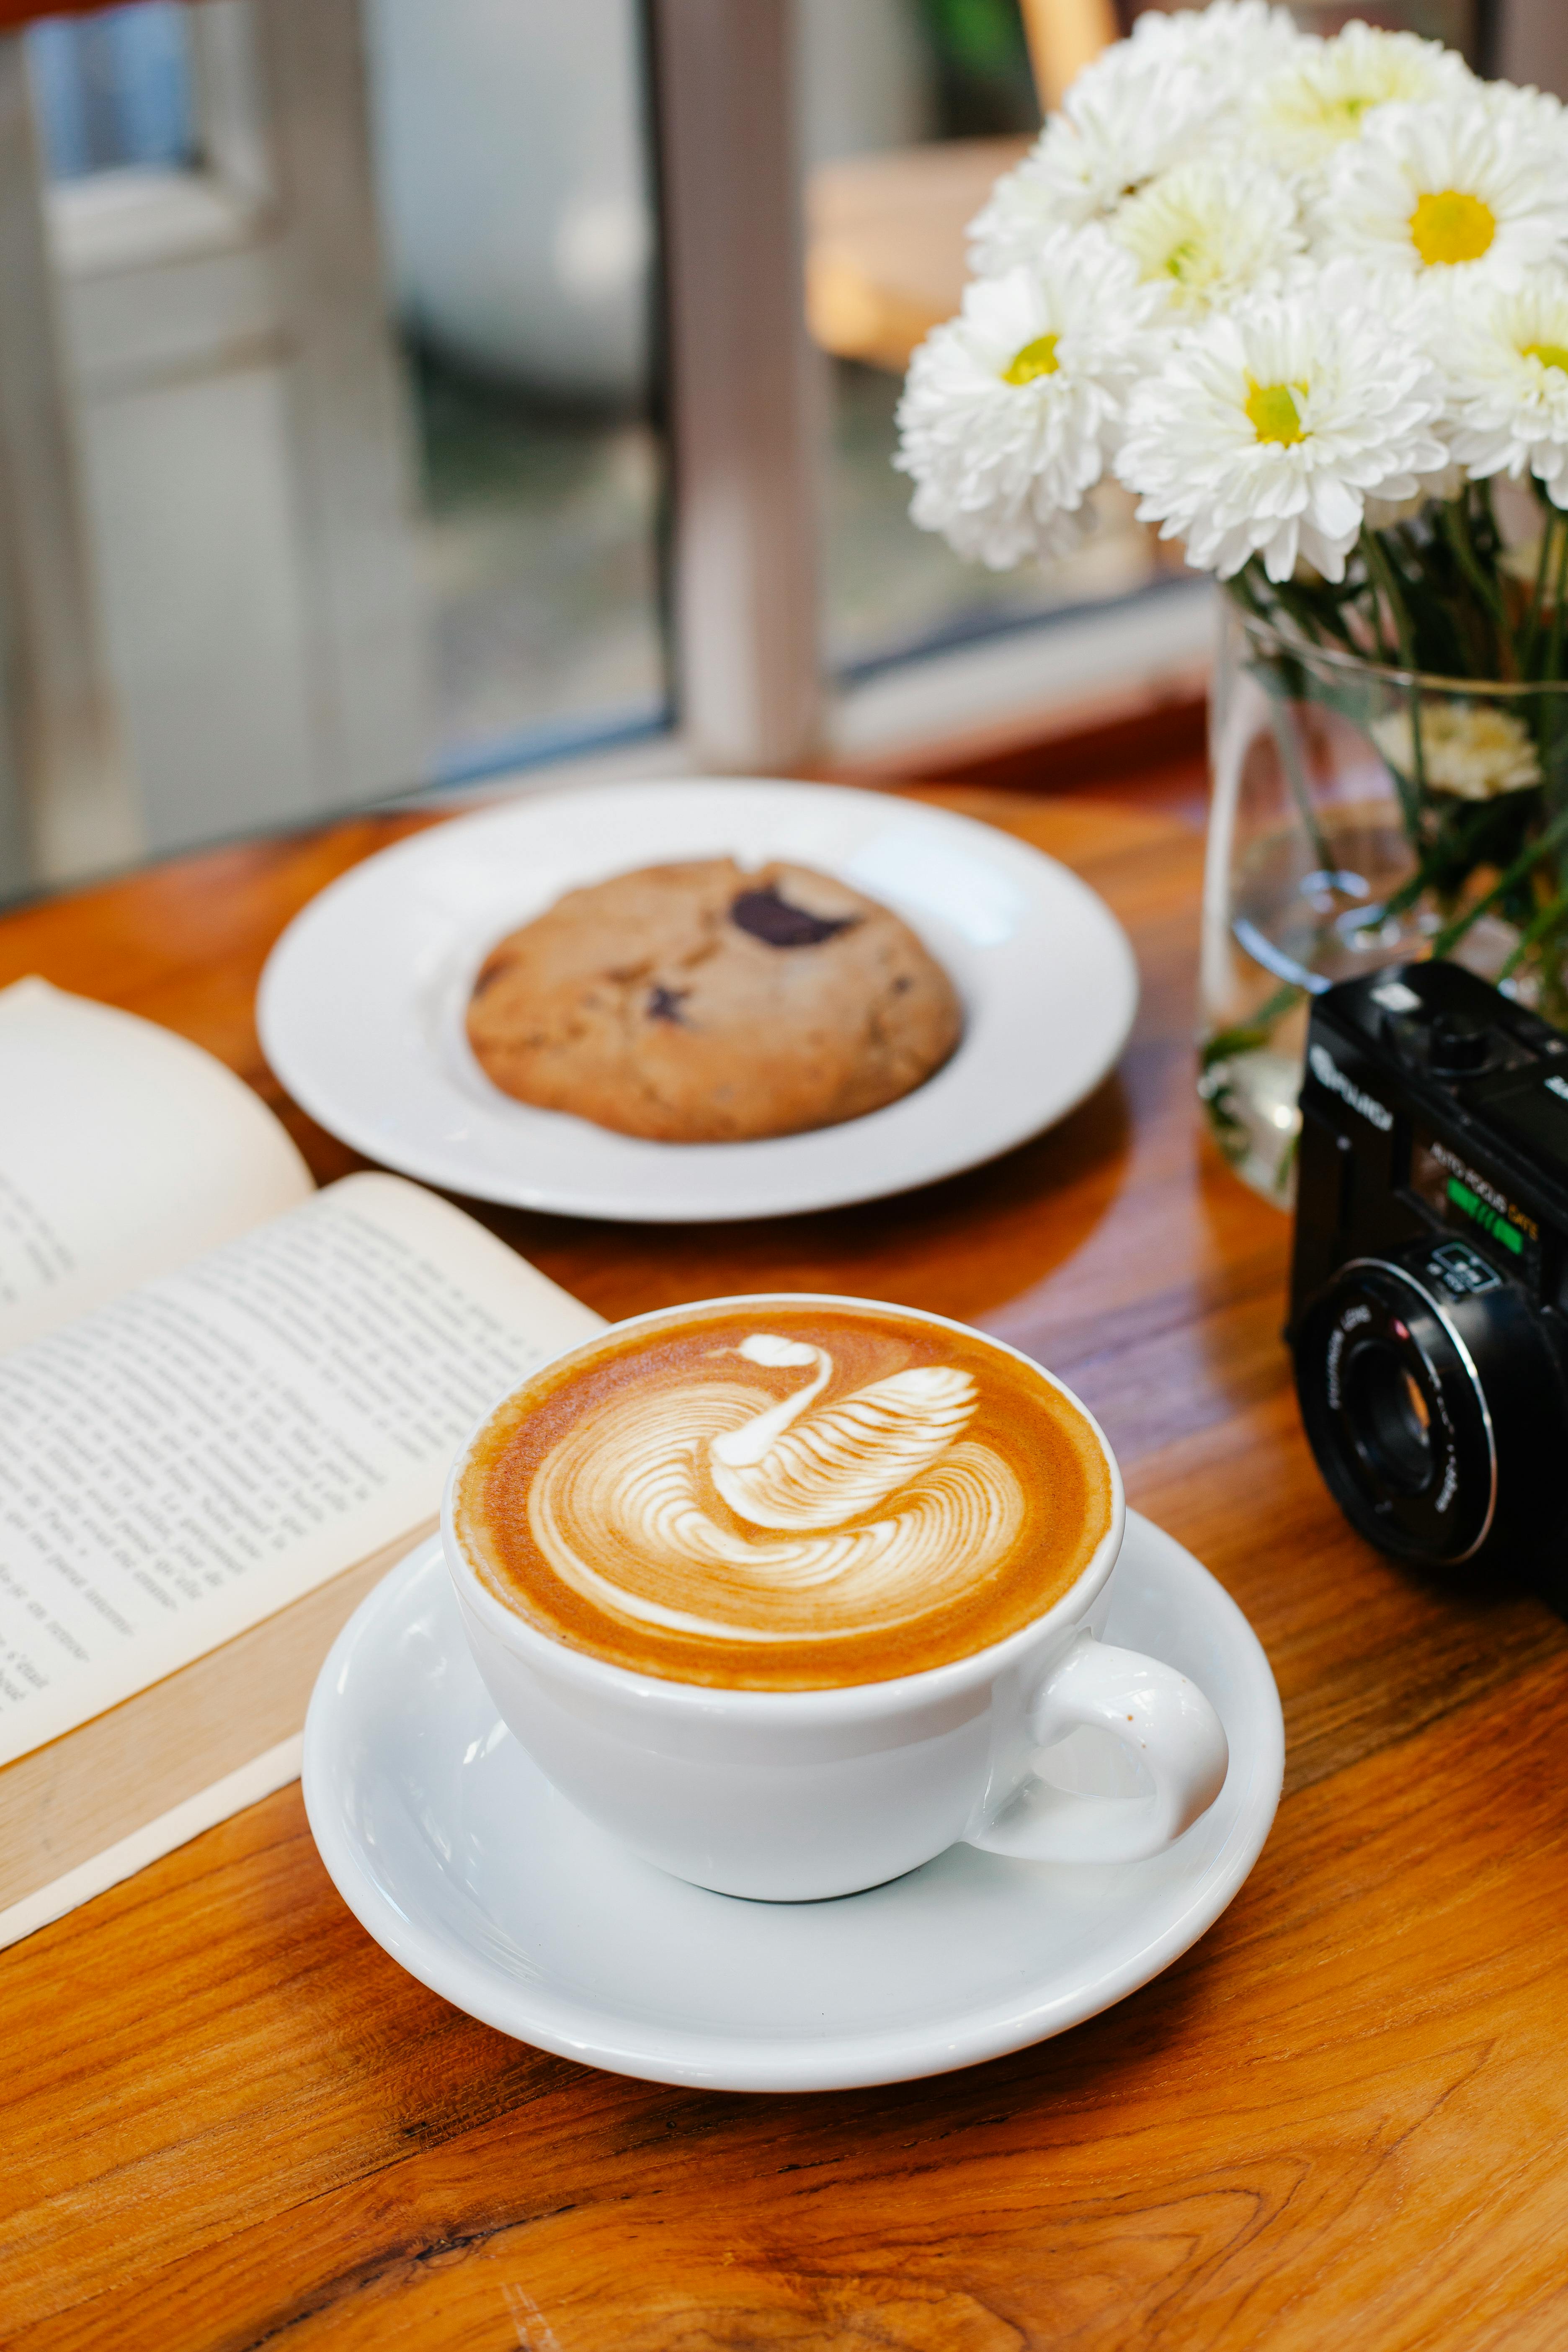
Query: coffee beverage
453 1300 1114 1690
443 1294 1228 1902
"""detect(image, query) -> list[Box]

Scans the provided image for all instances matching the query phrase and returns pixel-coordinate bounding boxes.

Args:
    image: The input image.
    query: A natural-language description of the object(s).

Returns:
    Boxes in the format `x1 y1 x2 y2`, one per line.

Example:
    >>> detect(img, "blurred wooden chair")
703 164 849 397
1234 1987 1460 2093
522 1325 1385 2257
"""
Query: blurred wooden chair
1020 0 1122 107
805 0 1120 374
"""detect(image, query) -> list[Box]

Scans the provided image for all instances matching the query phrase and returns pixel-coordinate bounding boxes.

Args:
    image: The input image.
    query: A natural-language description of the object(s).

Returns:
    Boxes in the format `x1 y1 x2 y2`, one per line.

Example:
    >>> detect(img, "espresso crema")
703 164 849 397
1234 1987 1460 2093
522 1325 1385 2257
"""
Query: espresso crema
455 1302 1113 1689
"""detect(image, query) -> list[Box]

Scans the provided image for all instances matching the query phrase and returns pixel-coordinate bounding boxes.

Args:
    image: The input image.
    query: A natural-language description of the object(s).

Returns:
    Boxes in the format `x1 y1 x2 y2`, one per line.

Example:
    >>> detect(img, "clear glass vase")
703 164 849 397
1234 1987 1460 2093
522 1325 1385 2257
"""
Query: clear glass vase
1200 604 1568 1206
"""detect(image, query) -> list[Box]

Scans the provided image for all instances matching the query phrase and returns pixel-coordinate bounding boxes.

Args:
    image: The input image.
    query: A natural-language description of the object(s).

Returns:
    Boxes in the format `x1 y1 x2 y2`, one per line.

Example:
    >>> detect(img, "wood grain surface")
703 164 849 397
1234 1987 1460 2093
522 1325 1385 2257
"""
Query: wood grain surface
3 777 1567 2351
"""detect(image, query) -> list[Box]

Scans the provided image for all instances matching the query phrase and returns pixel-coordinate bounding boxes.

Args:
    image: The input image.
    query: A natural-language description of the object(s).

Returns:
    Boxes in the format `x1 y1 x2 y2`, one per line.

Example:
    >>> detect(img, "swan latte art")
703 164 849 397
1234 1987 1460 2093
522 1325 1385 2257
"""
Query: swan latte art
454 1302 1114 1689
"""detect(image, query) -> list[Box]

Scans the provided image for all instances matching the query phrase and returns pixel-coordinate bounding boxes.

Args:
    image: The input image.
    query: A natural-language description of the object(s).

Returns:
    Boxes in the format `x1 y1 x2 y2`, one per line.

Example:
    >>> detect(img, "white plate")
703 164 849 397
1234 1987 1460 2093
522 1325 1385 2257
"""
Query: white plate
302 1514 1283 2093
258 779 1137 1222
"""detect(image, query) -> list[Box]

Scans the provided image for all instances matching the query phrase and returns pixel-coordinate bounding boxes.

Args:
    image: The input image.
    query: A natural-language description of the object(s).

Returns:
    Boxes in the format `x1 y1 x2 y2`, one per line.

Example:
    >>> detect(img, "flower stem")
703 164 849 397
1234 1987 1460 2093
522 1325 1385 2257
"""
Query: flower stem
1429 801 1568 959
1224 578 1346 878
1359 528 1427 836
1229 565 1358 658
1439 494 1515 677
1199 980 1304 1070
1363 802 1498 941
1498 885 1568 981
1545 516 1568 686
1521 511 1559 678
1267 701 1338 881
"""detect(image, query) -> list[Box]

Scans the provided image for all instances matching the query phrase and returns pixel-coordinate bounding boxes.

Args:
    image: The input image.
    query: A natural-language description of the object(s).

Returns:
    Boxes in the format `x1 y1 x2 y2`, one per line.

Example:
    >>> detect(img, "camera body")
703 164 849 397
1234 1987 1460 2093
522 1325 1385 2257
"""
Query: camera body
1288 959 1568 1605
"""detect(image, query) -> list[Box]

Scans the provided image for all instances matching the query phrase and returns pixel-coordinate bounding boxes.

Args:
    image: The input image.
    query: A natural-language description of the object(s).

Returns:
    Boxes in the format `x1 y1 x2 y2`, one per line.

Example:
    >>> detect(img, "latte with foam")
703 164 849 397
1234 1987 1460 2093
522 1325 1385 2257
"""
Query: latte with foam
454 1301 1114 1690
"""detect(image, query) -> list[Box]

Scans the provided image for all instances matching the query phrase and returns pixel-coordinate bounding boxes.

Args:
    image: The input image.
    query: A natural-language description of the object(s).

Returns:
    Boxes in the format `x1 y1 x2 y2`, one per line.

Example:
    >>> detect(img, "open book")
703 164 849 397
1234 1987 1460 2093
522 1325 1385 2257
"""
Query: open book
0 977 604 1949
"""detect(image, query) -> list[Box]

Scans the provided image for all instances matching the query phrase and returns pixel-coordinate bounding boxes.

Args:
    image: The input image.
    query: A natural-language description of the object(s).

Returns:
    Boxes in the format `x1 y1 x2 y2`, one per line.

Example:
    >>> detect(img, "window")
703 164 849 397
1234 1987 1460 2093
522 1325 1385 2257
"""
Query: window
0 0 1528 900
807 0 1169 685
366 0 669 785
29 0 195 179
4 0 673 890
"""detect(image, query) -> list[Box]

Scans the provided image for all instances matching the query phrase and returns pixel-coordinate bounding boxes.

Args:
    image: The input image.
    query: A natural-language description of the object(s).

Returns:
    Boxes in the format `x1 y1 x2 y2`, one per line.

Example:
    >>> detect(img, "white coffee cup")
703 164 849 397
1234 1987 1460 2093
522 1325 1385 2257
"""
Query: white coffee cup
442 1296 1229 1902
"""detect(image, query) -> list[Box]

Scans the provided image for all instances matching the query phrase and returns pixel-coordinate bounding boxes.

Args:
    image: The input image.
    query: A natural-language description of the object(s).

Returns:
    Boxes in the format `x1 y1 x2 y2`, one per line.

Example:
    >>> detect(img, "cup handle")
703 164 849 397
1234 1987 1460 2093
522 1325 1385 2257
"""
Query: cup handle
966 1633 1230 1865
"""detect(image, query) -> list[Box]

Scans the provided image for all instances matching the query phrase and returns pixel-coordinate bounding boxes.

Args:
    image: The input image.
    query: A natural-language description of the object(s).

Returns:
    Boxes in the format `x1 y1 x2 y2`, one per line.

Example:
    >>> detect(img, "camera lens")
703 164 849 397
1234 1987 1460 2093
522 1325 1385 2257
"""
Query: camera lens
1341 1341 1433 1496
1293 1248 1568 1571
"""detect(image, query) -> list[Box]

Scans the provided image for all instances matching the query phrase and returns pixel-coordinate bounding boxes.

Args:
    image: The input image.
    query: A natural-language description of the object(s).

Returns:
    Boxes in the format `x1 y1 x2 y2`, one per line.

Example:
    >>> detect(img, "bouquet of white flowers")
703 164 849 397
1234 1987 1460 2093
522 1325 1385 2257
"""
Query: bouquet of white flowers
896 2 1568 1190
897 1 1568 621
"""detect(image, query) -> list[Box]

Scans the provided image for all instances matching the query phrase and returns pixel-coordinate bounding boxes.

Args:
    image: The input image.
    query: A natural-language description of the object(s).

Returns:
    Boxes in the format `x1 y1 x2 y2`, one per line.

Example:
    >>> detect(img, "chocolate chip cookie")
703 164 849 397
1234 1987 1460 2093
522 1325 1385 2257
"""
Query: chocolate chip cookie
465 859 962 1141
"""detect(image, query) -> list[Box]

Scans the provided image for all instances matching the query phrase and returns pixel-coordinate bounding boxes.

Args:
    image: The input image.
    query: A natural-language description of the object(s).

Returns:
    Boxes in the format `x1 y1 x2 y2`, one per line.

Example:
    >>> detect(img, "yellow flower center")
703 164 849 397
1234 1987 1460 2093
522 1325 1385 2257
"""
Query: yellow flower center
1245 378 1308 446
1002 333 1060 386
1409 189 1496 267
1162 237 1204 285
1524 340 1568 374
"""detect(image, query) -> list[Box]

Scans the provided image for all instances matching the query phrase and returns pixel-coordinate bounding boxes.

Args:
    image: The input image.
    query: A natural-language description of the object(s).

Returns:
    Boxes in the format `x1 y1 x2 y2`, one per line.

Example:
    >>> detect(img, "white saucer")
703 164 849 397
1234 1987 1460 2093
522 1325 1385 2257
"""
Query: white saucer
303 1514 1283 2093
257 778 1137 1222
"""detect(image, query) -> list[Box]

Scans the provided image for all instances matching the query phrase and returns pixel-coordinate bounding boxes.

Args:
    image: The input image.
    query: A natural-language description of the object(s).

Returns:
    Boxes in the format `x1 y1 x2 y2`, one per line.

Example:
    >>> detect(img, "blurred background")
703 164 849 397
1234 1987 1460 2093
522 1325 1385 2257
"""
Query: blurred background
0 0 1556 897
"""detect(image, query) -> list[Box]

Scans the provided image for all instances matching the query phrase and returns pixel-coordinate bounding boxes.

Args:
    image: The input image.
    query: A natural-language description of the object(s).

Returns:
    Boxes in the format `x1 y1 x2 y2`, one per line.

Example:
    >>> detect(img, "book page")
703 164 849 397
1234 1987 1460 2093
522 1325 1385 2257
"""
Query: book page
0 977 314 1354
0 1172 604 1765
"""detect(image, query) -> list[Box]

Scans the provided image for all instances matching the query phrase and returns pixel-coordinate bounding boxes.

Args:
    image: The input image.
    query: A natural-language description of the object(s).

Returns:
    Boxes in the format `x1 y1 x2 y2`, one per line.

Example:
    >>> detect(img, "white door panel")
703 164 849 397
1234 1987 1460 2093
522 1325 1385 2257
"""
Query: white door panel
80 363 319 845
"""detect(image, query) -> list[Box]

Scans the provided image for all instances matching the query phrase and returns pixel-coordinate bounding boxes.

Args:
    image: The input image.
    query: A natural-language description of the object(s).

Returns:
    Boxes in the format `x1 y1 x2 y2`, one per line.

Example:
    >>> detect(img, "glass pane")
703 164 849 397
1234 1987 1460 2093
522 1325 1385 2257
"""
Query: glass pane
28 1 196 181
367 0 669 786
807 0 1168 684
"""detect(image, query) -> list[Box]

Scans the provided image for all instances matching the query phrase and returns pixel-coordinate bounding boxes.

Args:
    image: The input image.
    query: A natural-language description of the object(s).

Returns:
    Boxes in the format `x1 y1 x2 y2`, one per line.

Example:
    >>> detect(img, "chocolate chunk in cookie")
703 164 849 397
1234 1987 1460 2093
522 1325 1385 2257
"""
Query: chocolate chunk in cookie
729 886 857 949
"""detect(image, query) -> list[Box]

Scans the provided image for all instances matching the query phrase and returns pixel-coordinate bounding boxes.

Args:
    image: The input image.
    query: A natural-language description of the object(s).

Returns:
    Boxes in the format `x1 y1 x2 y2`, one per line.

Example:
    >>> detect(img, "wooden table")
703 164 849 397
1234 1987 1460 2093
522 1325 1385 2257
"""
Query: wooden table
5 776 1568 2350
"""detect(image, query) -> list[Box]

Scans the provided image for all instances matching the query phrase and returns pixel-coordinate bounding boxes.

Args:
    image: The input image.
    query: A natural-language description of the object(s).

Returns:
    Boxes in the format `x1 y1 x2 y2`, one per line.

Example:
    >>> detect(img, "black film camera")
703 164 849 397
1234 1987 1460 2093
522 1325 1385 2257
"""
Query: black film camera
1289 960 1568 1604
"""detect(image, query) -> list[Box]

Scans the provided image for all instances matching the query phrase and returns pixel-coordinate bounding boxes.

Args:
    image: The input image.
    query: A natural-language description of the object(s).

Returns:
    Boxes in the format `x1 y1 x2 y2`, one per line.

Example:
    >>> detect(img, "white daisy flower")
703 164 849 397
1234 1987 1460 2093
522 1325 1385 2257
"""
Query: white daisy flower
897 232 1168 570
1372 702 1542 799
1315 97 1568 288
1442 268 1568 505
1244 25 1474 176
1115 281 1448 582
1341 256 1470 445
968 52 1222 266
1483 78 1568 146
968 2 1302 268
1124 0 1300 82
1111 155 1305 315
1362 463 1465 529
